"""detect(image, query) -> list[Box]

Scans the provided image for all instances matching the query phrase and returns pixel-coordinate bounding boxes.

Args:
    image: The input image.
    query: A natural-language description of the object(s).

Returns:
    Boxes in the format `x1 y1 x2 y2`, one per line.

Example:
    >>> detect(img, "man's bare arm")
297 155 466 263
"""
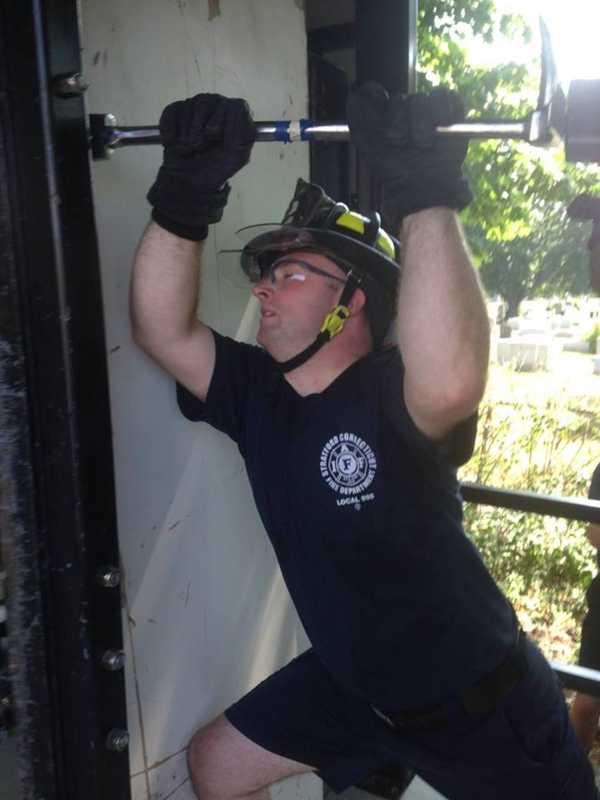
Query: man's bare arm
587 523 600 550
345 85 484 441
130 94 255 401
397 208 489 440
130 221 215 401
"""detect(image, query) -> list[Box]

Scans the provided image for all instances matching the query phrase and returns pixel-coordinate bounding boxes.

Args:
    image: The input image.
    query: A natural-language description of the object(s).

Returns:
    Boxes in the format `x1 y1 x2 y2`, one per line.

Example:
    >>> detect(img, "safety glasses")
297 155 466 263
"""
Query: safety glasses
252 256 348 288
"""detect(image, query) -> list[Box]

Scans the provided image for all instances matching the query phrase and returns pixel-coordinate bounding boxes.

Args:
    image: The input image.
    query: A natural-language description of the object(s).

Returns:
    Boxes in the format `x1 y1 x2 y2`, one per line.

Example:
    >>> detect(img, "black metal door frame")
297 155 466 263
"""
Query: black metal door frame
308 0 418 209
0 1 130 798
355 0 417 212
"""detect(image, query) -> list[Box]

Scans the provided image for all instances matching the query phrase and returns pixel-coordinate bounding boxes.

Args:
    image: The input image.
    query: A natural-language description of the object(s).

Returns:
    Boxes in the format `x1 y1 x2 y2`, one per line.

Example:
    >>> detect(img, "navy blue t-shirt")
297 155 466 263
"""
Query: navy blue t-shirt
177 332 516 710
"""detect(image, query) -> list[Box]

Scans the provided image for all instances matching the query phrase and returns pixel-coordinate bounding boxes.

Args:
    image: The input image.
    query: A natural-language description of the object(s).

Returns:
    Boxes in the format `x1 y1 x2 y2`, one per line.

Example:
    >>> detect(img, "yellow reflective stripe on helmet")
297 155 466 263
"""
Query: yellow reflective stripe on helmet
335 211 367 235
376 228 395 259
334 211 396 260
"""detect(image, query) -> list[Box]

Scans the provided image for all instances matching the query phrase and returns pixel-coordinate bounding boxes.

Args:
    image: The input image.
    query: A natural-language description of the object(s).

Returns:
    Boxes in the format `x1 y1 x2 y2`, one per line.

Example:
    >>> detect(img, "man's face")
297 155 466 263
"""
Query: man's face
251 250 347 360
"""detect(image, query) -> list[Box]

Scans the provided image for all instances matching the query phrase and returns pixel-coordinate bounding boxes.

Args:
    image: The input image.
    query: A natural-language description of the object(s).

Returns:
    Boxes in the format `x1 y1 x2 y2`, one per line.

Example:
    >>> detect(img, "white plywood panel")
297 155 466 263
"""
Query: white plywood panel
271 773 324 800
143 755 324 800
124 606 145 776
80 2 319 799
125 426 303 764
402 776 447 799
147 749 189 800
338 780 447 800
130 772 150 800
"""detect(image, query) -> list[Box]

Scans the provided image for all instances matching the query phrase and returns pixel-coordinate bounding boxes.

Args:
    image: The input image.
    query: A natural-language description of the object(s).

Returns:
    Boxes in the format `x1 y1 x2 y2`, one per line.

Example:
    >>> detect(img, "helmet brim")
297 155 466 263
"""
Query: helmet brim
239 224 399 282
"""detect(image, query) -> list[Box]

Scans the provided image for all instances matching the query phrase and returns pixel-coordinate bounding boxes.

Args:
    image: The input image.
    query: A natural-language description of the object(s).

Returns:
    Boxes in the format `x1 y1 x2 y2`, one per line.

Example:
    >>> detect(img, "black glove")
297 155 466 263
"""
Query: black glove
147 94 255 240
346 82 472 230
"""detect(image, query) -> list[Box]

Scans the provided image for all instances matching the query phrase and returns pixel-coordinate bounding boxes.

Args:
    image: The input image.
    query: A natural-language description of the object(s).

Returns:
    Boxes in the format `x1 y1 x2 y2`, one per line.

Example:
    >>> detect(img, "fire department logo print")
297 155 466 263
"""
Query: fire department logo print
320 433 377 496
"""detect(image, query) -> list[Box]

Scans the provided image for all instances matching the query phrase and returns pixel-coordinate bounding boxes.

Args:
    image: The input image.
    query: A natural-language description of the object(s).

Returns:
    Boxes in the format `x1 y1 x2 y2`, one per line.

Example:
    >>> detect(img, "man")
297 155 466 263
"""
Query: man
131 90 597 799
570 464 600 754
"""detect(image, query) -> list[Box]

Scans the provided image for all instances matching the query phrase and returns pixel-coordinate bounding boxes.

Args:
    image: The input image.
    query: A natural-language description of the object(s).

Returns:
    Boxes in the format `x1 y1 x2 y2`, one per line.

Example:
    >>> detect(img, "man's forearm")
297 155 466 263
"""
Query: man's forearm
397 208 489 426
130 221 204 354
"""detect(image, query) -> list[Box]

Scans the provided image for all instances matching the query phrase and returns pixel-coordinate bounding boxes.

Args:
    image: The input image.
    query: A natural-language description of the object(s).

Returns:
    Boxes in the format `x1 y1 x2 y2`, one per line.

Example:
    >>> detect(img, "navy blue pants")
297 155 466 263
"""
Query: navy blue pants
226 636 597 798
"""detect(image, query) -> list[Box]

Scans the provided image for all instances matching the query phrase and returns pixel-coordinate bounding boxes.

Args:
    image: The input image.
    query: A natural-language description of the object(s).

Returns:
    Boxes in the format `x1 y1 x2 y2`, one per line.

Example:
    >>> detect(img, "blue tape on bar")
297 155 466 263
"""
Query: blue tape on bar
274 121 290 142
300 119 312 141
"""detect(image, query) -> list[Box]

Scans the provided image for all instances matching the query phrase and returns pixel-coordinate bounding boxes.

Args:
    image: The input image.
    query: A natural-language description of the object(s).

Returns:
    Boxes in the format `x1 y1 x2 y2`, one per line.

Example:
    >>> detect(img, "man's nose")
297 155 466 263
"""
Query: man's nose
251 279 274 300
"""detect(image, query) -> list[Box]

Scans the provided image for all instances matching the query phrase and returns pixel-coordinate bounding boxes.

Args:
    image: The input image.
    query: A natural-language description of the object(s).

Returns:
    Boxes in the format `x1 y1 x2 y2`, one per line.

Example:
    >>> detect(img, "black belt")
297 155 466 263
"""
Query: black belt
372 629 528 730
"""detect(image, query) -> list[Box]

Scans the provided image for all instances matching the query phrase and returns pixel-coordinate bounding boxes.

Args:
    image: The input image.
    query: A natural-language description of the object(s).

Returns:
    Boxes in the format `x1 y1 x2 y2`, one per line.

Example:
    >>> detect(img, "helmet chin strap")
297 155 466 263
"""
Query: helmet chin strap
274 276 358 373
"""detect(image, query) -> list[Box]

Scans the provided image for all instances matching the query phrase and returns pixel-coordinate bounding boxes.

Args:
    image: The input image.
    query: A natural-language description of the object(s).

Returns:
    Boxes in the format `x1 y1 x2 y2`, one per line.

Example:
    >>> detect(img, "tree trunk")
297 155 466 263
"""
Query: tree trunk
505 295 522 319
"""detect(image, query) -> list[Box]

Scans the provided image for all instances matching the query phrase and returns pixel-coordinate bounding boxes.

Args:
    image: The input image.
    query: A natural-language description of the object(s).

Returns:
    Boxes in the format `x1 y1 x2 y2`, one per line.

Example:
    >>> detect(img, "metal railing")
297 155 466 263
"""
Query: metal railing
463 482 600 695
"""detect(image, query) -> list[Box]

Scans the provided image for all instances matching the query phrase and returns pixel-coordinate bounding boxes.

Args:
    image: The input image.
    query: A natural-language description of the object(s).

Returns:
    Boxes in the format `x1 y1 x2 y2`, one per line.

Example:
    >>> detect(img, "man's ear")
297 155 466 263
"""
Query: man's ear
348 287 367 315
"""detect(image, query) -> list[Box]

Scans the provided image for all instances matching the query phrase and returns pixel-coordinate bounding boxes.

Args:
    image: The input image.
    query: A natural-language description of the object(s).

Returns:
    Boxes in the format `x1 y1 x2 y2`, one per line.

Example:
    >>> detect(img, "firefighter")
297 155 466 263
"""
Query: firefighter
131 90 598 799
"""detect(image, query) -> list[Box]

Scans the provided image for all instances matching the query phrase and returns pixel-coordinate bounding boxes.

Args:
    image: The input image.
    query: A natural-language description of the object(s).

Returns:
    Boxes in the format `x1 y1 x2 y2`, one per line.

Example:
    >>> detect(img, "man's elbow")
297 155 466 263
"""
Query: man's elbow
406 369 486 441
130 314 151 350
424 370 486 437
130 319 165 361
438 366 487 425
129 302 178 358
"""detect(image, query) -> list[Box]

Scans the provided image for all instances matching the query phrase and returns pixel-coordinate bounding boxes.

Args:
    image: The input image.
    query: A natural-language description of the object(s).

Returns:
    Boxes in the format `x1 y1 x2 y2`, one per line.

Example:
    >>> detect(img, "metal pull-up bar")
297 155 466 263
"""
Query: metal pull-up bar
88 110 554 159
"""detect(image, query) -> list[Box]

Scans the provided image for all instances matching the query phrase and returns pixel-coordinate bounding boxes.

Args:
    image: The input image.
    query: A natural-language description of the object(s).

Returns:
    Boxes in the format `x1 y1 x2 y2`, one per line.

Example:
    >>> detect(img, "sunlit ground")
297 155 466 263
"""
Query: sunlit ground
488 349 600 404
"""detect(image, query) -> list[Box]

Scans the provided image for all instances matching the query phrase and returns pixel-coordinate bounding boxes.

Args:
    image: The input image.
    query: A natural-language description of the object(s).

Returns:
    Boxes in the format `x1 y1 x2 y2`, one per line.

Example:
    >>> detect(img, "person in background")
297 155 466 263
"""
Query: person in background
570 464 600 753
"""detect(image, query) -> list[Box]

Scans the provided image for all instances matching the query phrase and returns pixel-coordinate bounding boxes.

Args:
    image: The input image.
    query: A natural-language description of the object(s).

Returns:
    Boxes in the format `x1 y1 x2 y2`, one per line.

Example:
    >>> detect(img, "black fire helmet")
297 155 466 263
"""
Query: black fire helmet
240 179 402 370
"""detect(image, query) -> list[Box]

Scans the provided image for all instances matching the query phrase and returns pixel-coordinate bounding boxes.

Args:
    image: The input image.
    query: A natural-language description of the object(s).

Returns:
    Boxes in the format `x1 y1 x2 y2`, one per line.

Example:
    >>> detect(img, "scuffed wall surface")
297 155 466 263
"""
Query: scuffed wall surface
80 2 317 798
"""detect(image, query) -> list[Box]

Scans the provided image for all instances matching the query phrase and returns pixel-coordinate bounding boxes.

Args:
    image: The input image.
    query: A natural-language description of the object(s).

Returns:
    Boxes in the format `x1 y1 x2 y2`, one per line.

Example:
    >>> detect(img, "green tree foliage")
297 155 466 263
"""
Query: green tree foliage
477 209 590 317
417 1 600 314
